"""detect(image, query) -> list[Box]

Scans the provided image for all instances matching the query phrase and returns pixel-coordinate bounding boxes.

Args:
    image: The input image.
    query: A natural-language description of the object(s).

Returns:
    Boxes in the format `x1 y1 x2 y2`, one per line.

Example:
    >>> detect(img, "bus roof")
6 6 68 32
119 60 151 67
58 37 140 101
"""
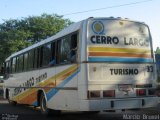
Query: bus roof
5 17 147 61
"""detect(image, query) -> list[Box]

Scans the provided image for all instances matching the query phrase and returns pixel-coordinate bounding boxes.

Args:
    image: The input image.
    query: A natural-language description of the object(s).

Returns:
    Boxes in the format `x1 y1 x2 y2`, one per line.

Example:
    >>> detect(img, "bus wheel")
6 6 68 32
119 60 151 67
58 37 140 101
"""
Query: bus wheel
40 93 49 115
6 90 17 105
8 100 17 105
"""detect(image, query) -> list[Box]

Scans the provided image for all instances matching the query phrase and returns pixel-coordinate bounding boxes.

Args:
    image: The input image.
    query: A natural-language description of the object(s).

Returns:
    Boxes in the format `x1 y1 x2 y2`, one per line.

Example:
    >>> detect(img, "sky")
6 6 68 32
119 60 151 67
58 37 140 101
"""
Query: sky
0 0 159 50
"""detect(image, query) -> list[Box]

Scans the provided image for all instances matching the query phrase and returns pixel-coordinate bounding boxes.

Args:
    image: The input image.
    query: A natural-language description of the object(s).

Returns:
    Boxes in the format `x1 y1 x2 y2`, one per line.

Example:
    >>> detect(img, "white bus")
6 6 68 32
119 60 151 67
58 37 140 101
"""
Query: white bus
3 17 158 114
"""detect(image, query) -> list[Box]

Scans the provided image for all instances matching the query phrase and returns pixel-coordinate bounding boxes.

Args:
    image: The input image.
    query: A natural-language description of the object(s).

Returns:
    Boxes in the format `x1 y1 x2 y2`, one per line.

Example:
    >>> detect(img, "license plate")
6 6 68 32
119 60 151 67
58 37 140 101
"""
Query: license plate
118 84 133 91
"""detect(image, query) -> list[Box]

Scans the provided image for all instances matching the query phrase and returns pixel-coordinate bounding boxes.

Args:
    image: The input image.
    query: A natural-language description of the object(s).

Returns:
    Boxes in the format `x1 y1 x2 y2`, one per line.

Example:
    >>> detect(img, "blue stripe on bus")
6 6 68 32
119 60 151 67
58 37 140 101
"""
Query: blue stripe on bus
32 101 38 106
46 69 80 101
88 57 153 63
32 69 80 106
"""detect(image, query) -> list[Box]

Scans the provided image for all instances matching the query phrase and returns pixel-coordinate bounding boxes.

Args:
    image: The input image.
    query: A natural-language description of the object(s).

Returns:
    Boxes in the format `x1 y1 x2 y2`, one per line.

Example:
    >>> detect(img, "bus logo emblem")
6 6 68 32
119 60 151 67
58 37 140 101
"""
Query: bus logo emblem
92 21 104 34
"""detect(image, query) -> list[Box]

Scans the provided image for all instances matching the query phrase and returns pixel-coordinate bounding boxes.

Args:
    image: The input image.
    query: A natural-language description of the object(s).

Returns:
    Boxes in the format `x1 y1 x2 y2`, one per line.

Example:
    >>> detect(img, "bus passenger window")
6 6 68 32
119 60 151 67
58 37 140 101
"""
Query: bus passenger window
24 53 28 71
28 50 34 70
34 48 38 69
11 57 16 73
56 40 61 64
17 54 24 72
42 43 52 67
60 37 71 64
49 42 56 66
39 47 43 68
0 66 4 74
5 61 10 74
70 34 77 63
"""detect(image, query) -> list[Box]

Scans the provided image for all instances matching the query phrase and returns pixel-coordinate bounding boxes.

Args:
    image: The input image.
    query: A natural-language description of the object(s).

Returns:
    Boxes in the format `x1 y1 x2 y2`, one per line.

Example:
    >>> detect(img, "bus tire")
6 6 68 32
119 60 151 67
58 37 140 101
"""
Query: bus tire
8 100 17 105
39 92 61 116
40 92 49 115
6 89 17 105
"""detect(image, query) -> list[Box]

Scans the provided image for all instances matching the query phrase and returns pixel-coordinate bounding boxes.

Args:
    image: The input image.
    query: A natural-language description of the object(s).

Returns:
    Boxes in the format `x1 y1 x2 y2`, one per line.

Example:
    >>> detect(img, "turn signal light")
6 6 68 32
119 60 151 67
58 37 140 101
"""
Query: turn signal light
136 89 146 96
103 90 115 97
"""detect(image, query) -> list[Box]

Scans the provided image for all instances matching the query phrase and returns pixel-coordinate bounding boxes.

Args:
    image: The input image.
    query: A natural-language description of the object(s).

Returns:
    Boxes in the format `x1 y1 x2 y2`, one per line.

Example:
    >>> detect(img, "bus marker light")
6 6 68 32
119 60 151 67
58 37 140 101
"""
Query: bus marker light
136 89 146 96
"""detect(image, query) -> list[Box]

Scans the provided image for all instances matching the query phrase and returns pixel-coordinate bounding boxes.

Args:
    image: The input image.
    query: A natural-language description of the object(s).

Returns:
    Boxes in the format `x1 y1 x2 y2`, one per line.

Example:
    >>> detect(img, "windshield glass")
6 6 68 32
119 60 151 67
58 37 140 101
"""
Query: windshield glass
87 19 152 63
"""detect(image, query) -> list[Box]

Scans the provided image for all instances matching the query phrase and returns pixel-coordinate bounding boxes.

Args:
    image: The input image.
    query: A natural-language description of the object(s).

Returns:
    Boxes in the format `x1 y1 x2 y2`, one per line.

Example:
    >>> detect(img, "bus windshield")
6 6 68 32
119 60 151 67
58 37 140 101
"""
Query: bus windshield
87 19 153 63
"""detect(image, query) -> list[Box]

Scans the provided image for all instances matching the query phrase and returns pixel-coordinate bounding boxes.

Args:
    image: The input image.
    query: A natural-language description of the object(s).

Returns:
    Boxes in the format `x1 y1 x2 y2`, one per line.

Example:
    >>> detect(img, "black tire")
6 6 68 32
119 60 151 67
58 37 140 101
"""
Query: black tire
40 93 49 115
8 100 17 105
6 90 17 105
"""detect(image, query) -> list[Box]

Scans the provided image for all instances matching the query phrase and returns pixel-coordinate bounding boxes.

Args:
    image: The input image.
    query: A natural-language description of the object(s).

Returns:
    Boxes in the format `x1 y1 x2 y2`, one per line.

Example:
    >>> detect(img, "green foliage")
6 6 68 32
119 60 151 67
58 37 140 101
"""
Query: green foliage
155 47 160 54
0 13 73 66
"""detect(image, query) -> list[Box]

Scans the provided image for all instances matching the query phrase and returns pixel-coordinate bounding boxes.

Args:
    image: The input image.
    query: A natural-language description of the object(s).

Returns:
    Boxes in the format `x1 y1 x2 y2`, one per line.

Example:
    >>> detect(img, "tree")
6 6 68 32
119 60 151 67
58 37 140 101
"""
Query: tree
0 13 73 67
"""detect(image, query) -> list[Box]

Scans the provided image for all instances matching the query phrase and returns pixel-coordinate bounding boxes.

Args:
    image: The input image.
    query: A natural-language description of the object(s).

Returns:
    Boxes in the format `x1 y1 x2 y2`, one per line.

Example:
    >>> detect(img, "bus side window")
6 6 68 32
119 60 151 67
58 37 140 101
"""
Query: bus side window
18 54 23 72
34 48 38 69
49 42 56 66
24 52 28 71
5 61 10 74
0 66 4 75
36 47 43 68
70 34 78 63
60 36 71 64
11 57 16 73
42 43 52 67
28 50 34 70
16 54 24 72
56 40 61 64
40 47 43 68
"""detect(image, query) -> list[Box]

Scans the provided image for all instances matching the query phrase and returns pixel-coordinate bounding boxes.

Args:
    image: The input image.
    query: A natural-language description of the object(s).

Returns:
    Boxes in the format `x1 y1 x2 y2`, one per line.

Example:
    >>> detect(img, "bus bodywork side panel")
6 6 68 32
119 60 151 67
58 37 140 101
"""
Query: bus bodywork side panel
47 64 79 110
4 64 80 110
